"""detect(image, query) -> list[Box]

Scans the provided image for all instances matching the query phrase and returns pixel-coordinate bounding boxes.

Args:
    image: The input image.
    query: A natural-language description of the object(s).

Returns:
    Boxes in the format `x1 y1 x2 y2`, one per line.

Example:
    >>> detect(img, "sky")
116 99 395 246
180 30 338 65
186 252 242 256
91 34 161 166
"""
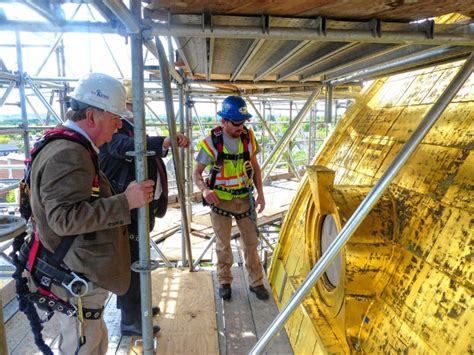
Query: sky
0 2 331 121
0 2 226 119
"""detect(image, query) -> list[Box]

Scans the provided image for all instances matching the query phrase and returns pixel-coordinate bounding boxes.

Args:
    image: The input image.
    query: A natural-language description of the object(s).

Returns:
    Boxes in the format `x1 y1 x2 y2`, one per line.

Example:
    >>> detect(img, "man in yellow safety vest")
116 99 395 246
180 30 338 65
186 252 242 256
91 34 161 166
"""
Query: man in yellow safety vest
193 96 269 301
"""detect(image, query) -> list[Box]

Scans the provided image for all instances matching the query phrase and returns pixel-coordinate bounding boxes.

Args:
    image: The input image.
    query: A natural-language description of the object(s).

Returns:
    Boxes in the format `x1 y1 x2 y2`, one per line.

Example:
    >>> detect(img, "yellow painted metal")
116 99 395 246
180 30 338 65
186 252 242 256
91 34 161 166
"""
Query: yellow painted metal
268 36 474 353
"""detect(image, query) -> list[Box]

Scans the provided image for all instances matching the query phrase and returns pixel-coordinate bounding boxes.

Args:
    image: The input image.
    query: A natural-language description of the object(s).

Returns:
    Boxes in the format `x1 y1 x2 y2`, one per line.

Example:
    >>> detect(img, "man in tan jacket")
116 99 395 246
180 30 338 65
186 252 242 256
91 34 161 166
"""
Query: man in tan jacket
28 73 154 354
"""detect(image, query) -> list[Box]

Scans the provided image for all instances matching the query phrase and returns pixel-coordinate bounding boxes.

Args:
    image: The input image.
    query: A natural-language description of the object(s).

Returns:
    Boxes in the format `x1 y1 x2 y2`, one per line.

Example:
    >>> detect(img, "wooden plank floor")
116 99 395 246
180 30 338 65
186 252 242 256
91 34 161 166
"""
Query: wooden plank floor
3 181 298 354
129 269 218 355
4 258 293 355
213 240 293 355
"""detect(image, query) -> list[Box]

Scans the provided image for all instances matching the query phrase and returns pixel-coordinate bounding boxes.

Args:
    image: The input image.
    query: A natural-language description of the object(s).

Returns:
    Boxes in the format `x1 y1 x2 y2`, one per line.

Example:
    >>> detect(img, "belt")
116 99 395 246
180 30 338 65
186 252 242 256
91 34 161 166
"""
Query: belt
214 185 250 195
210 205 254 220
27 292 104 319
19 240 89 297
129 233 139 242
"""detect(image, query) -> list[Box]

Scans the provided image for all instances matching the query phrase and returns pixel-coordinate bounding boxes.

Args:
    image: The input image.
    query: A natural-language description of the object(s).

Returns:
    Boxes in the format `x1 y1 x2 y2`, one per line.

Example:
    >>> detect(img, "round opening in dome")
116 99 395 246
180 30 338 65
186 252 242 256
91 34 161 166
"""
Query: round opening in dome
320 214 341 288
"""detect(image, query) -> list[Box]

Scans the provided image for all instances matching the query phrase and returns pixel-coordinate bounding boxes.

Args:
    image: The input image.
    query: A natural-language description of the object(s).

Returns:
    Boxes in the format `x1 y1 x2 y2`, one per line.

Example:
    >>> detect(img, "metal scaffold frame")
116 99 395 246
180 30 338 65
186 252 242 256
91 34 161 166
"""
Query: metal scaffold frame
1 2 471 353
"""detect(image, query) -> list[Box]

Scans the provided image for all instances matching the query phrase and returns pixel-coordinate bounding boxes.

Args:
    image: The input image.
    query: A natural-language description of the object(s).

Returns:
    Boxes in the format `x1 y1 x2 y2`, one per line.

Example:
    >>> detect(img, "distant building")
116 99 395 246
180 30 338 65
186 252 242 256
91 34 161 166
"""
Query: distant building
0 152 24 179
0 143 20 156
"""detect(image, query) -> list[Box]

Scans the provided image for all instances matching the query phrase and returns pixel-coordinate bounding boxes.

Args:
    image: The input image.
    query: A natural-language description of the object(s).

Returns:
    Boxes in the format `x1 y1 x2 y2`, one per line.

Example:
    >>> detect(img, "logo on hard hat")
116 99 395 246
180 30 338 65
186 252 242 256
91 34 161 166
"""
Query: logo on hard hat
91 89 109 100
239 106 248 114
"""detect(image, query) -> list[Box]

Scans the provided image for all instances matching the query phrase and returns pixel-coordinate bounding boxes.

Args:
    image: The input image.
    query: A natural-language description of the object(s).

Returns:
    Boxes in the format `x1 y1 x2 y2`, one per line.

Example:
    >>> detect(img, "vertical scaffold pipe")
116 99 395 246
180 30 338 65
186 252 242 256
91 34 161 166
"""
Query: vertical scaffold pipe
154 36 194 271
15 32 30 158
250 53 473 355
130 0 154 353
178 81 187 266
184 88 193 225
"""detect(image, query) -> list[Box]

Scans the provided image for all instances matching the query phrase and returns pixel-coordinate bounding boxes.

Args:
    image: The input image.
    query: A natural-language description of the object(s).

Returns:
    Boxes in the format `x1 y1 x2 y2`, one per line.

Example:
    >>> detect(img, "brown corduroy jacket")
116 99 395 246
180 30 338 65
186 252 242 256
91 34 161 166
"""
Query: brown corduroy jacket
29 136 132 295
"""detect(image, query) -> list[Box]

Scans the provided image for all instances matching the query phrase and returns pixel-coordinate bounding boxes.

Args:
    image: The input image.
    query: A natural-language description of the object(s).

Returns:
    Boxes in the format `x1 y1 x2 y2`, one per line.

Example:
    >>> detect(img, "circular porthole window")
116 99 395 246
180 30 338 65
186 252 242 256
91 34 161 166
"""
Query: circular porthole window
320 215 341 288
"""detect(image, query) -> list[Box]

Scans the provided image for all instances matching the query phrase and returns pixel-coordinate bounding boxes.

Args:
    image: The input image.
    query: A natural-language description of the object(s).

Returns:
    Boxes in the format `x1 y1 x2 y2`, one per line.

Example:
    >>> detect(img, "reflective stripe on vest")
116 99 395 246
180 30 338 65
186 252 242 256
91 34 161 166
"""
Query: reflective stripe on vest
199 127 257 200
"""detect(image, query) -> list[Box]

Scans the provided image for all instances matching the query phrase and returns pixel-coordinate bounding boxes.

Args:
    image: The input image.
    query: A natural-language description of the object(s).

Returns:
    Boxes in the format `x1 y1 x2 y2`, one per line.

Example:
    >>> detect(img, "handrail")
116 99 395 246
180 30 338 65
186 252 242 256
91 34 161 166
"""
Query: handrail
250 53 473 354
0 182 20 194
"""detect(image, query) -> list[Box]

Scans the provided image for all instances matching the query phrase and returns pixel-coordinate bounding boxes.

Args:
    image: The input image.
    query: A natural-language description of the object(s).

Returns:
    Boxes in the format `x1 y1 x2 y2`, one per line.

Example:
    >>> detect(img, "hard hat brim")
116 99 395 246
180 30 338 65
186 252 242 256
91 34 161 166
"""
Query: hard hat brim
122 110 133 118
218 111 252 121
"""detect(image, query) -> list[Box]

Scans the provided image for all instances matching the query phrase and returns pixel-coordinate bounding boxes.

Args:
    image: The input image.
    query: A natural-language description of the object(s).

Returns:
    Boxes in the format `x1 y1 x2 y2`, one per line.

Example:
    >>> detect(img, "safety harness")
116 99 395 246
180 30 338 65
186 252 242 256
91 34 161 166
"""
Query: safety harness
207 126 253 195
205 126 255 219
10 128 103 354
116 123 169 219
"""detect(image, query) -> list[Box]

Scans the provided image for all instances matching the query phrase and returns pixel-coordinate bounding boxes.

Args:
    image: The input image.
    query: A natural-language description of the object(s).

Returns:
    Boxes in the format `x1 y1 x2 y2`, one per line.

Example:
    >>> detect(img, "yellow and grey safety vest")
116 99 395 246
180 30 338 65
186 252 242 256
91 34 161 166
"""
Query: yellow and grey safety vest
198 126 258 200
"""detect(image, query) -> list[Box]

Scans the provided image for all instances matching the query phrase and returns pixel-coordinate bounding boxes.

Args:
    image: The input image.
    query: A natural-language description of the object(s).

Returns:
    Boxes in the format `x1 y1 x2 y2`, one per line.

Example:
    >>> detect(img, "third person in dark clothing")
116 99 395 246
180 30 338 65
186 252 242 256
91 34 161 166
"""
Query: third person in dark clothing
99 81 190 336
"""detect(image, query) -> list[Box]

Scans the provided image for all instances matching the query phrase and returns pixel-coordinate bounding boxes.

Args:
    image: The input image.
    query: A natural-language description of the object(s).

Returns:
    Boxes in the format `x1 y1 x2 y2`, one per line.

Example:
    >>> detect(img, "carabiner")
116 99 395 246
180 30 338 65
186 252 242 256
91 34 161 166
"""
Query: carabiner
62 272 88 297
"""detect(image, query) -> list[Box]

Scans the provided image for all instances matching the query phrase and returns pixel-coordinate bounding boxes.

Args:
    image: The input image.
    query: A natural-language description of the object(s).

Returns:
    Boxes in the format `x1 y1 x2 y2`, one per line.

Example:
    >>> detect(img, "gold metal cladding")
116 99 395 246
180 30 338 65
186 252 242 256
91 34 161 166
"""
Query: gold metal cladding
268 56 473 353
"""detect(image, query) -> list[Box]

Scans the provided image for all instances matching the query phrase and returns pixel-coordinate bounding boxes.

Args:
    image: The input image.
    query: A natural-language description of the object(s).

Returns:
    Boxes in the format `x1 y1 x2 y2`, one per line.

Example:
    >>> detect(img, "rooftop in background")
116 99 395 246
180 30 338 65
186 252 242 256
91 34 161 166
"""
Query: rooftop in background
0 144 20 156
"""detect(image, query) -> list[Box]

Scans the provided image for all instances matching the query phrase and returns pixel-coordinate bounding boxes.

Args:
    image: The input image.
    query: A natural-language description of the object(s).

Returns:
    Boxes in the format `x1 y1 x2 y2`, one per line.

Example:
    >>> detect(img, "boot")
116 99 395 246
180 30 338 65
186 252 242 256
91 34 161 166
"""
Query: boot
219 284 232 301
249 285 269 300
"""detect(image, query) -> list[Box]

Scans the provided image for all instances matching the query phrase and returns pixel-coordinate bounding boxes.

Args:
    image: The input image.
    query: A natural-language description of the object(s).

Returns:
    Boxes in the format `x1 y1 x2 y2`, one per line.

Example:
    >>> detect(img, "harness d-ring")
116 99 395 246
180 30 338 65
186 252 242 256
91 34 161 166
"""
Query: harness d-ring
62 272 89 297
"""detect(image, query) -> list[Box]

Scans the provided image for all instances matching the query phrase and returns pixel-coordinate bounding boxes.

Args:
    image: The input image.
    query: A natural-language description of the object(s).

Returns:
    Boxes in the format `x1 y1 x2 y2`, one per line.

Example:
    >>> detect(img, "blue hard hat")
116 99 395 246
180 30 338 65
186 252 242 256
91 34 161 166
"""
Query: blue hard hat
218 96 252 122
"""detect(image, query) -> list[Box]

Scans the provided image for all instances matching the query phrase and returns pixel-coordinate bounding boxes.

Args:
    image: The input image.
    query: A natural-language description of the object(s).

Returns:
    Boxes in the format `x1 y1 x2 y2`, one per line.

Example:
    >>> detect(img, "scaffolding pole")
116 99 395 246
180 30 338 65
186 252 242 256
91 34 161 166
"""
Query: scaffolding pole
0 81 15 108
250 52 474 355
330 46 470 85
15 32 30 159
178 80 187 265
154 36 194 272
128 0 155 352
24 76 62 123
261 88 322 182
184 87 193 223
325 83 333 125
245 96 300 179
147 20 474 46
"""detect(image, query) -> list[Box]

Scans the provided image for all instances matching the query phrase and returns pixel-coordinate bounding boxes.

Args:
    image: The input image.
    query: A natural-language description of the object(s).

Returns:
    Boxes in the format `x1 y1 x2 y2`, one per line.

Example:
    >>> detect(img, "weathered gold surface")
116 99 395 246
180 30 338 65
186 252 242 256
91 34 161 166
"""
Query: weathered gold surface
269 54 473 352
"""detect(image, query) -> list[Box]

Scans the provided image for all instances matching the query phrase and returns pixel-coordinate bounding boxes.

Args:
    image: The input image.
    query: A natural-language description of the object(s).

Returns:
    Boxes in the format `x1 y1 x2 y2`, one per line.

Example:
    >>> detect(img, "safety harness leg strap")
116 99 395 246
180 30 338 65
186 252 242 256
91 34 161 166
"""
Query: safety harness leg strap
210 205 254 220
28 292 77 317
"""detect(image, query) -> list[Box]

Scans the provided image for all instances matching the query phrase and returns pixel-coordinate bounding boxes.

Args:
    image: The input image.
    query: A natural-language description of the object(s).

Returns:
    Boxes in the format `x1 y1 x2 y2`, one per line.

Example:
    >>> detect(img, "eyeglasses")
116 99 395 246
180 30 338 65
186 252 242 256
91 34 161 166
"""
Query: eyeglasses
91 107 120 121
225 120 246 127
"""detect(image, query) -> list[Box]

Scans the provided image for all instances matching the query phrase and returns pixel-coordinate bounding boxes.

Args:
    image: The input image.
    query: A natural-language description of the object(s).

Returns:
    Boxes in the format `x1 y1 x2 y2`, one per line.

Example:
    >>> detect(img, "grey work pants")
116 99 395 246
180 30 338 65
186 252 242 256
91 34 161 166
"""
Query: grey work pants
210 198 264 287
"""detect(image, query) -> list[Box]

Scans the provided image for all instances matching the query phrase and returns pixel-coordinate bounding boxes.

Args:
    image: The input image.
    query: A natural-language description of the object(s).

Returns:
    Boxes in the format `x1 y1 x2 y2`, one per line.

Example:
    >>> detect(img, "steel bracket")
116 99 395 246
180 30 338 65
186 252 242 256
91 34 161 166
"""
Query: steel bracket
262 15 270 34
418 19 435 39
126 150 156 158
202 12 213 33
131 259 160 272
185 99 195 108
368 18 381 38
314 16 327 36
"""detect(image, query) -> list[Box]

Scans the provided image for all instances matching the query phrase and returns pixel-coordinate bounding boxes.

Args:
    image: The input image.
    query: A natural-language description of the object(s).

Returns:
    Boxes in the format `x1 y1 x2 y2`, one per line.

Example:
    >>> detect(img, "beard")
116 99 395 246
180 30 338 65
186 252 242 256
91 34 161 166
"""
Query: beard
230 129 243 138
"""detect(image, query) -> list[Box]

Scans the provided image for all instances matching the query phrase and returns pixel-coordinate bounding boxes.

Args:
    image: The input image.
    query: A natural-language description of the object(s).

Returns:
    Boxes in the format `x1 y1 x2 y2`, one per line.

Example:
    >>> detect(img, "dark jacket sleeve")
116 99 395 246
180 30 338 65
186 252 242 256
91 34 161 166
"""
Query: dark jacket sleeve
104 131 167 159
103 130 135 160
147 136 167 157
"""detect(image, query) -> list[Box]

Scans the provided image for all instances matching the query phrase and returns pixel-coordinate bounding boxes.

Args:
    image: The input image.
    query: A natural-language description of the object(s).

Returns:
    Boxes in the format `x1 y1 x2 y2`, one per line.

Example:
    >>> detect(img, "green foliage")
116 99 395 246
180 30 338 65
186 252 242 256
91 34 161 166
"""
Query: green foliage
293 150 306 162
6 190 16 203
0 136 10 144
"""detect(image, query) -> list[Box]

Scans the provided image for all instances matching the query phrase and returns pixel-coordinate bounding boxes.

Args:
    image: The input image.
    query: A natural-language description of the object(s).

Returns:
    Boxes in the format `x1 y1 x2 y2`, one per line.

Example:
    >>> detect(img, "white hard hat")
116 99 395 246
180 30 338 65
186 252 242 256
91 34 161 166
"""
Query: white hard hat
71 73 129 117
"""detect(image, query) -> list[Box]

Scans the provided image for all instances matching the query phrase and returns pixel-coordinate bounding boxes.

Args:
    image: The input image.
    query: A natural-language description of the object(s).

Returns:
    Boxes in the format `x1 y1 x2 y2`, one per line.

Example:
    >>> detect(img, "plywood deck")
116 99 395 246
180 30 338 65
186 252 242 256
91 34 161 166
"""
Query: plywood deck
2 181 297 354
129 269 219 355
213 240 293 355
4 262 293 355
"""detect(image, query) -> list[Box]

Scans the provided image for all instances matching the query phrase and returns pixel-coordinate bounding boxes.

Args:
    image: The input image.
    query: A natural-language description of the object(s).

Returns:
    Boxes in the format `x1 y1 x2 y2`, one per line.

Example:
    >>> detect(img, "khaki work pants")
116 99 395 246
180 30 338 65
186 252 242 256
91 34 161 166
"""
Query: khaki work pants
53 283 109 355
210 198 264 287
